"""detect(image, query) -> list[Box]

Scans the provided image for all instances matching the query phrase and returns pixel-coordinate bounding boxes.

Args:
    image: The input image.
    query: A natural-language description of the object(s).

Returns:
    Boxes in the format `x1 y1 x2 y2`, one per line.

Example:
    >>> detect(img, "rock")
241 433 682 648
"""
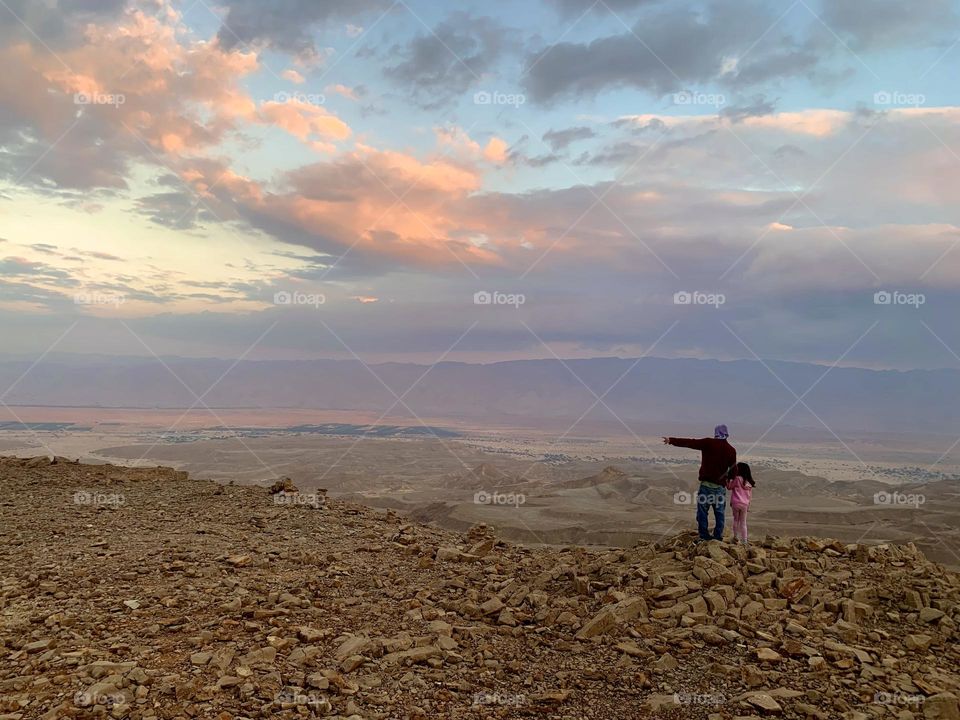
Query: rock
268 477 298 494
221 597 242 612
298 626 327 642
468 538 496 557
652 653 678 673
436 635 458 651
381 646 439 666
906 634 933 651
435 546 462 562
692 556 737 586
924 693 960 720
531 689 572 704
306 673 330 689
479 596 504 616
756 648 783 663
23 639 54 653
645 694 682 712
616 641 647 657
4 455 960 720
341 655 365 673
575 608 616 639
747 693 783 714
335 635 371 661
190 652 212 666
237 646 276 666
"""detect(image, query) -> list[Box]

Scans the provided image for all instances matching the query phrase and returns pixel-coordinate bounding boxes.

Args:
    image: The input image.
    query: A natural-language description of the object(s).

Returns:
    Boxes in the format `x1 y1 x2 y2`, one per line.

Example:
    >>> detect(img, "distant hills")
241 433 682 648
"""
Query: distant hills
1 353 958 435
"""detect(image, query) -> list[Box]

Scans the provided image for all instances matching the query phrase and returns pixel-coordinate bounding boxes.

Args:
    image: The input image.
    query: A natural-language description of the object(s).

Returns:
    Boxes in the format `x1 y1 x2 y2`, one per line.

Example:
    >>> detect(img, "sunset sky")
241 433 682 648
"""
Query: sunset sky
1 0 959 368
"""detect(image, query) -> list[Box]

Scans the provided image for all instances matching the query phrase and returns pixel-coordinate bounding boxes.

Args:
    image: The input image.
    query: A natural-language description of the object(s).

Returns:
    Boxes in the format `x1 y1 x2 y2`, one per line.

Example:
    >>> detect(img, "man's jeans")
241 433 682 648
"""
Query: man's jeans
696 483 726 540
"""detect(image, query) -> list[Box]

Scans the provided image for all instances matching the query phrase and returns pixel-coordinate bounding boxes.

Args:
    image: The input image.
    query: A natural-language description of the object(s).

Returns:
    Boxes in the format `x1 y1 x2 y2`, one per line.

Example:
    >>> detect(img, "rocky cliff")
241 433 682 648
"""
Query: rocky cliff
1 456 958 719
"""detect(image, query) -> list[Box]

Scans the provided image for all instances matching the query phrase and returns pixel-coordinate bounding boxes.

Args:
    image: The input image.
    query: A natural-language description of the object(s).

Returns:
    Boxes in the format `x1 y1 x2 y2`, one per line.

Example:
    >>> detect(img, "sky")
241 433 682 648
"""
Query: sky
1 0 960 369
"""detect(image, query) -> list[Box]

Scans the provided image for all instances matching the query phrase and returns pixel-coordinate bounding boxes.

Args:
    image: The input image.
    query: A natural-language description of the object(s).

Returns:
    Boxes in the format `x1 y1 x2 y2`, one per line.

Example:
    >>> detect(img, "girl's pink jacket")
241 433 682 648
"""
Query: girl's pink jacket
729 475 753 508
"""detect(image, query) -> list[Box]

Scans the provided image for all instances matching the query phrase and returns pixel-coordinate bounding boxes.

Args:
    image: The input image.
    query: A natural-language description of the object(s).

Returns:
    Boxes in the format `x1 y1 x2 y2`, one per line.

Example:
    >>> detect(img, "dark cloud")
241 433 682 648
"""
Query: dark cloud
820 0 958 51
575 140 644 166
542 125 596 151
522 2 822 103
526 152 563 167
135 189 216 231
0 257 76 282
547 0 663 17
216 0 392 57
612 117 668 135
79 250 123 261
0 0 130 48
383 13 519 109
721 95 778 123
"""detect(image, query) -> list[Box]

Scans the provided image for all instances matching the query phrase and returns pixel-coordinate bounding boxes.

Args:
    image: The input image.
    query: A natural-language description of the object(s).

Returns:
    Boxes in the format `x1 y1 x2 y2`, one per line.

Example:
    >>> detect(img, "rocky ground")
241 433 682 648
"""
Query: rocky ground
1 456 958 720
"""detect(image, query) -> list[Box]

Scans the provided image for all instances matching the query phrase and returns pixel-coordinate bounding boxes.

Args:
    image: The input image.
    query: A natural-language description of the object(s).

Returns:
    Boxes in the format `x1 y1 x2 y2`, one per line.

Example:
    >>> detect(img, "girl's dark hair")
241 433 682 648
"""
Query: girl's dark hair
737 462 755 487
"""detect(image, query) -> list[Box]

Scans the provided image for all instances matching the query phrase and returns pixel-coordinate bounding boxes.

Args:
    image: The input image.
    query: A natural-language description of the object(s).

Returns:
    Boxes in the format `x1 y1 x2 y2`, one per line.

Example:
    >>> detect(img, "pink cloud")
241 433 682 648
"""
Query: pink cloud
483 137 509 164
325 84 359 100
259 100 351 142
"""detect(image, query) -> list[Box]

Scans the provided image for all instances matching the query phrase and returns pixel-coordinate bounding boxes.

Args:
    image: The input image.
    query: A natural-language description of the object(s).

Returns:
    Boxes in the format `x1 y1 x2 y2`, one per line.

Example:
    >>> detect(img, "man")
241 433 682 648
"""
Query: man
662 424 737 542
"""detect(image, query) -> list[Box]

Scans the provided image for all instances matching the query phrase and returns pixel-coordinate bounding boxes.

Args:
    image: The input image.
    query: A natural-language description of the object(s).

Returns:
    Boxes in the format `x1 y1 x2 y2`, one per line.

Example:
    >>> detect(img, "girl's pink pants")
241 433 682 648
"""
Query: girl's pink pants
731 504 749 542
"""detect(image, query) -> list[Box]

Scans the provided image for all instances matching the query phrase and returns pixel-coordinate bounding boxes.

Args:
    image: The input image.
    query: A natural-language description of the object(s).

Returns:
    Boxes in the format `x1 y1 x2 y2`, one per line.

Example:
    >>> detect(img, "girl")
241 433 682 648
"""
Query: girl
729 462 755 545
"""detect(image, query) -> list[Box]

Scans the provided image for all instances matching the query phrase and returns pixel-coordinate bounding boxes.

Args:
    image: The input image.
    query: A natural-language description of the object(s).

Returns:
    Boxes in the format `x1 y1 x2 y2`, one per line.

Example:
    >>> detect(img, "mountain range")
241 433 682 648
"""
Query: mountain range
1 353 958 435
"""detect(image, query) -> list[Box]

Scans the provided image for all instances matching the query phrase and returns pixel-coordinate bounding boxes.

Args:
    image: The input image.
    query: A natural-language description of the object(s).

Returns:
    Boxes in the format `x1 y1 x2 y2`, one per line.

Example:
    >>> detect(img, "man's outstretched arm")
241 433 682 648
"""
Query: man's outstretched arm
662 437 707 449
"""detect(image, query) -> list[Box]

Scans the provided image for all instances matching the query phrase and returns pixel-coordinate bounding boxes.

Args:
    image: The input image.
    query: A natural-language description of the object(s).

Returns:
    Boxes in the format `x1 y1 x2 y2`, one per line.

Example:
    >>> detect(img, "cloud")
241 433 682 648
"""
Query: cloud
721 95 778 123
547 0 662 16
175 144 496 273
325 83 359 101
282 69 305 84
522 2 826 103
215 0 391 58
383 12 519 108
542 126 597 151
820 0 959 51
525 2 806 102
0 6 261 191
0 257 76 282
483 137 509 164
259 99 352 143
